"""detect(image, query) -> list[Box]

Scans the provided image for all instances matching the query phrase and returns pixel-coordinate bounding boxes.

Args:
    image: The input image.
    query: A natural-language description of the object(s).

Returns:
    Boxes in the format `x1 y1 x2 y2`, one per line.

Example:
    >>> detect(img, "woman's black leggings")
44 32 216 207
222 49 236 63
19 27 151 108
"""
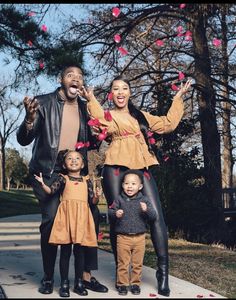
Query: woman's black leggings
101 165 168 266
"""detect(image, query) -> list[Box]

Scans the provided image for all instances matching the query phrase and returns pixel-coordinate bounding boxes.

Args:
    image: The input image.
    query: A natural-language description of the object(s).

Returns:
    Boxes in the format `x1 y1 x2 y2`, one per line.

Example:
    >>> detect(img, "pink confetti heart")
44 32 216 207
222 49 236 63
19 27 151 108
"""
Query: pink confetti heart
107 92 113 101
27 11 36 17
88 118 101 126
41 24 47 32
149 137 156 145
177 26 183 34
155 39 164 47
28 40 33 47
114 168 120 176
75 142 85 149
98 128 108 141
144 171 151 180
178 71 185 80
118 47 128 56
39 61 44 69
112 7 120 18
84 141 90 148
114 34 121 43
104 110 113 121
163 155 169 162
179 3 186 9
147 131 153 137
171 84 179 91
98 232 104 240
212 38 221 47
109 202 115 209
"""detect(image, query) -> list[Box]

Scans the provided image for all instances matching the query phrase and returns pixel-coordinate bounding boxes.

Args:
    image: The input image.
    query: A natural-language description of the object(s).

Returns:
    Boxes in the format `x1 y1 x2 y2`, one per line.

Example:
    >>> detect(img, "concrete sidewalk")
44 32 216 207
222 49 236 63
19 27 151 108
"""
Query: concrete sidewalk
0 214 226 299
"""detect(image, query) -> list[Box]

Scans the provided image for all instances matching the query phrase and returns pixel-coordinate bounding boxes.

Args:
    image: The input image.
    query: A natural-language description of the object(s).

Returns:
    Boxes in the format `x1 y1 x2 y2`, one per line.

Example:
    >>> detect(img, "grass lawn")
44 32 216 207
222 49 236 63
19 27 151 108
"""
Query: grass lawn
0 189 235 298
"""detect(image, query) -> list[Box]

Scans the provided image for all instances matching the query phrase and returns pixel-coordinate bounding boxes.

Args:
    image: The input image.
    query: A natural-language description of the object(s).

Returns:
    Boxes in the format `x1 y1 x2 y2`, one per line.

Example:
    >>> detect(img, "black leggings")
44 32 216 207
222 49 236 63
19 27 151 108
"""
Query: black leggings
60 244 85 281
101 165 168 266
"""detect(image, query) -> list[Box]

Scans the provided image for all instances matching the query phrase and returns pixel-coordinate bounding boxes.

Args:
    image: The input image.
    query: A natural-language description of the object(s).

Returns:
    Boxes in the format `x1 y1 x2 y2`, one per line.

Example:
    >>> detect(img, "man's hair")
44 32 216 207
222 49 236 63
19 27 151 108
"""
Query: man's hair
60 64 84 78
122 169 144 184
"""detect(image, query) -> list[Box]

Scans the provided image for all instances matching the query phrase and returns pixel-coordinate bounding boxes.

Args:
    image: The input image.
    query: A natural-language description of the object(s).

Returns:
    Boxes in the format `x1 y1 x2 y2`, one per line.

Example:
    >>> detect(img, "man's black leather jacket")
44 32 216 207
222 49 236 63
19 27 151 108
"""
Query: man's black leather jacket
16 88 98 177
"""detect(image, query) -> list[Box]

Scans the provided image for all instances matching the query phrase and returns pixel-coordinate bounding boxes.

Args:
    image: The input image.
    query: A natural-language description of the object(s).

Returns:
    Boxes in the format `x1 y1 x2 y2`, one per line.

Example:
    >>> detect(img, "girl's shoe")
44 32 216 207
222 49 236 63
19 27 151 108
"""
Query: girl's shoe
59 279 70 297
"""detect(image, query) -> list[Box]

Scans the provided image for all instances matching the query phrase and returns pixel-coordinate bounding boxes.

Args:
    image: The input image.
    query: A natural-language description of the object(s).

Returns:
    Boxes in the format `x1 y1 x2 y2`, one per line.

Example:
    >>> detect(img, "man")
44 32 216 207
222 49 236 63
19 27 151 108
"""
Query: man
16 64 108 295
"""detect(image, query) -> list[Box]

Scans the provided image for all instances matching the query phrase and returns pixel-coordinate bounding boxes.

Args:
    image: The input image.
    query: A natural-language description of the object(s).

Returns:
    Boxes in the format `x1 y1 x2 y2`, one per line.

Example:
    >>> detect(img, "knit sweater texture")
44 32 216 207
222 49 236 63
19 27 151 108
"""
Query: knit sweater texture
108 191 157 234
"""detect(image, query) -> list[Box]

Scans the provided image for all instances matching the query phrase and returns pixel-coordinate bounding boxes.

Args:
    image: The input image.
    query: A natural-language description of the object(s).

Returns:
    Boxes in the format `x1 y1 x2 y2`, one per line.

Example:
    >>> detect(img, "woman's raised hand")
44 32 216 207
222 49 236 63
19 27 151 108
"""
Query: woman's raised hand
77 85 95 102
176 79 192 98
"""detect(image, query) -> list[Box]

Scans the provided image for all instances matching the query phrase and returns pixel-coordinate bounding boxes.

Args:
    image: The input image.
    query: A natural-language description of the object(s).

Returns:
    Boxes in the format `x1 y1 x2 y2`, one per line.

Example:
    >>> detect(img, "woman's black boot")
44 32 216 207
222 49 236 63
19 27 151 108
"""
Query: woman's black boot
59 279 70 298
156 257 170 297
74 278 88 296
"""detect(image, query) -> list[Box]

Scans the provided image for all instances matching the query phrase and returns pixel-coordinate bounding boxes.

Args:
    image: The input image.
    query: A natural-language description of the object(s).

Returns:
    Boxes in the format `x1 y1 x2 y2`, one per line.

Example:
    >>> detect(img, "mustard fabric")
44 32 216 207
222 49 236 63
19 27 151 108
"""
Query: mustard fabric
49 175 97 246
87 95 184 169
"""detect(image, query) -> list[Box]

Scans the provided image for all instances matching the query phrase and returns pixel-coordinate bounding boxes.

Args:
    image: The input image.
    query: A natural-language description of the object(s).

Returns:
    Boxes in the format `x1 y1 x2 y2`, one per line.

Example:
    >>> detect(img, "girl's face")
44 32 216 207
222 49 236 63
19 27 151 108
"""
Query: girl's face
111 80 131 110
64 151 84 173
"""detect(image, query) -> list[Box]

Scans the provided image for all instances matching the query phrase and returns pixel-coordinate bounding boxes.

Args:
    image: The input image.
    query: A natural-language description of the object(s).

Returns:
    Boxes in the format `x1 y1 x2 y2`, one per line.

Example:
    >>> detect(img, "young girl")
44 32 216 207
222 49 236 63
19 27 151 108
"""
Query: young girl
78 76 192 297
34 150 99 297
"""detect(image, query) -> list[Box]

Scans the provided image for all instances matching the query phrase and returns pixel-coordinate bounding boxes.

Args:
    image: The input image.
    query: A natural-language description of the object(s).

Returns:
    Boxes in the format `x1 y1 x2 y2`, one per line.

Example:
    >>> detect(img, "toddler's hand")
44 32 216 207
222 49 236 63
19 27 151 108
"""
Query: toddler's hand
116 209 124 218
140 202 147 212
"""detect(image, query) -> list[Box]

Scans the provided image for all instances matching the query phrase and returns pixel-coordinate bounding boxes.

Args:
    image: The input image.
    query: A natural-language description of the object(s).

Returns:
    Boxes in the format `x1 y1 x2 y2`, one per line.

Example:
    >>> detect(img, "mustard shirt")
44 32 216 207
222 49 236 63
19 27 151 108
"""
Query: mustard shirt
87 95 184 169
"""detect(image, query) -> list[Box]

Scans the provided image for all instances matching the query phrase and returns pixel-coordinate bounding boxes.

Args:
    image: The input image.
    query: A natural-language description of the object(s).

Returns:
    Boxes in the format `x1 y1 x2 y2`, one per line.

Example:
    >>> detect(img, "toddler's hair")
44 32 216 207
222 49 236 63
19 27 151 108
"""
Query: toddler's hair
122 169 144 184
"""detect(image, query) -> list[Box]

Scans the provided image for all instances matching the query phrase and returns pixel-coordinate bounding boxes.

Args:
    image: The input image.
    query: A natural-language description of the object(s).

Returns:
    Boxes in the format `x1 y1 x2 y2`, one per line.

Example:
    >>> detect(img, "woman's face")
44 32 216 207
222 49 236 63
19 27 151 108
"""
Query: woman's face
111 80 131 110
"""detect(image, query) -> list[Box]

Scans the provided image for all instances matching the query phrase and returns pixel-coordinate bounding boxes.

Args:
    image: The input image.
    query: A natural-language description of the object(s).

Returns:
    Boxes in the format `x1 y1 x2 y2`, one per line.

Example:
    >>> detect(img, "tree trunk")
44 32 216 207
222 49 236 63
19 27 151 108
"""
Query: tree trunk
191 13 224 241
0 137 6 190
221 10 233 190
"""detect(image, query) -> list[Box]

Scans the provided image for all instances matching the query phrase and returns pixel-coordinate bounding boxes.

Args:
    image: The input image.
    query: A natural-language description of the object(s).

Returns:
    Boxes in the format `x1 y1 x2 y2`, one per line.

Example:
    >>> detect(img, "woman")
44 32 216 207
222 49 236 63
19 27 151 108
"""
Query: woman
79 76 191 296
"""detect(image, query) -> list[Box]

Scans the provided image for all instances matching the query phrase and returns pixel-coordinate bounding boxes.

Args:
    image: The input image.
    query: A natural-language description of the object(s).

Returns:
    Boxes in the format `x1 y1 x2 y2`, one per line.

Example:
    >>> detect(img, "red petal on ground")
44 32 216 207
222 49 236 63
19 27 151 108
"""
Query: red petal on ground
149 293 157 297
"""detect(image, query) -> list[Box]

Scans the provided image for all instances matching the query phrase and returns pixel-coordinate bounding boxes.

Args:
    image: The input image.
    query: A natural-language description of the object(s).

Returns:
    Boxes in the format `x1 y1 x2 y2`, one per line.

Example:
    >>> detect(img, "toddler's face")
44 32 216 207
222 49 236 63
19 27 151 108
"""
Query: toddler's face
122 174 143 198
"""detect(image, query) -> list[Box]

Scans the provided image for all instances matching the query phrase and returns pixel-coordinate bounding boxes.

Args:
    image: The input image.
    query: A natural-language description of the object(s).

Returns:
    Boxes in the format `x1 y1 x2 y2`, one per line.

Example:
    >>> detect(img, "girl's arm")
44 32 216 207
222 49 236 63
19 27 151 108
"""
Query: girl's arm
34 172 51 194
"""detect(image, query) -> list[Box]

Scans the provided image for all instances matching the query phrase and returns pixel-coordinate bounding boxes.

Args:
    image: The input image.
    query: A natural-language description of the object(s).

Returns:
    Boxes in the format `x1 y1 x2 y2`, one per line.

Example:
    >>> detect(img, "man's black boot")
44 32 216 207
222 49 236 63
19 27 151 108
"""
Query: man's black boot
38 278 54 294
59 279 70 297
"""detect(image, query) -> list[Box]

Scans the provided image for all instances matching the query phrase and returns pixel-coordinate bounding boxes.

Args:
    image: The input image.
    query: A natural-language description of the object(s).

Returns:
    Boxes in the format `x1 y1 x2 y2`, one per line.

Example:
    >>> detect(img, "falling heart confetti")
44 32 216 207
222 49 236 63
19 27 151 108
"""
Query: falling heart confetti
118 47 128 56
112 7 120 18
114 34 121 43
